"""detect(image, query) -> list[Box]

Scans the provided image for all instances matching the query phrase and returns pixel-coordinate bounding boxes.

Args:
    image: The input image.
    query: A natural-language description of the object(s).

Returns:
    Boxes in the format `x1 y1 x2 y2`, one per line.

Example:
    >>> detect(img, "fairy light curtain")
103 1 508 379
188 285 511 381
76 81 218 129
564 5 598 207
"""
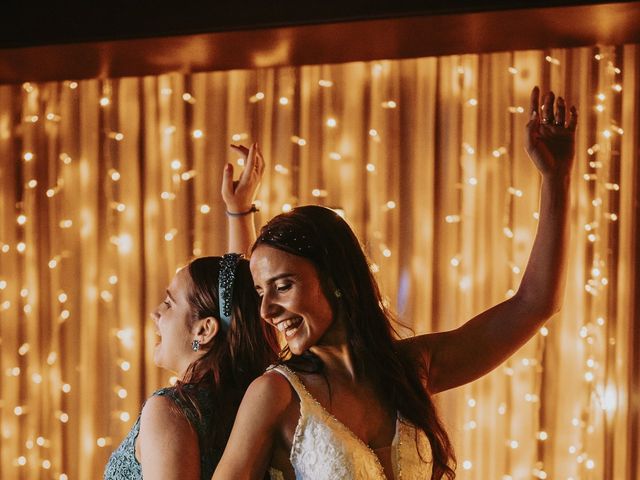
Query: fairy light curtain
0 45 638 479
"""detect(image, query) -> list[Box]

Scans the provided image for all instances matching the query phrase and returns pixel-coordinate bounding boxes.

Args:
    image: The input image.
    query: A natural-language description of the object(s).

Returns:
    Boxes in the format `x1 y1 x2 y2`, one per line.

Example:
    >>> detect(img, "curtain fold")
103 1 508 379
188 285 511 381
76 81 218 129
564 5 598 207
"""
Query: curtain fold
0 44 638 479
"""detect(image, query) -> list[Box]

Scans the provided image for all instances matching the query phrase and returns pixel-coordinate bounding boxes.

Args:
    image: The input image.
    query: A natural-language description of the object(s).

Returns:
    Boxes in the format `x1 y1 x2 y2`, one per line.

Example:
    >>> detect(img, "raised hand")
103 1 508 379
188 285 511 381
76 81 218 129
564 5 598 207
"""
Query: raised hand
221 142 265 214
525 86 578 178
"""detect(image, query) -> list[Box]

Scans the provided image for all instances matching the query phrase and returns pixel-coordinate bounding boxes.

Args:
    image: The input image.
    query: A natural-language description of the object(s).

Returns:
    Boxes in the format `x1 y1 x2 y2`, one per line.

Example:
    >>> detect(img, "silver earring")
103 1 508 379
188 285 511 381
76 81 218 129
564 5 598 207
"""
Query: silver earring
334 289 342 298
191 339 200 352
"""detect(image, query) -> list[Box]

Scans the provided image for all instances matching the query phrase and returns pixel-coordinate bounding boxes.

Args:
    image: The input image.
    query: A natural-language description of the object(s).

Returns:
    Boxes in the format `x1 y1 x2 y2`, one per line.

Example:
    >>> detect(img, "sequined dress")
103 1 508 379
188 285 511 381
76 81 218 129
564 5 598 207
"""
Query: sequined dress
267 365 433 480
104 385 217 480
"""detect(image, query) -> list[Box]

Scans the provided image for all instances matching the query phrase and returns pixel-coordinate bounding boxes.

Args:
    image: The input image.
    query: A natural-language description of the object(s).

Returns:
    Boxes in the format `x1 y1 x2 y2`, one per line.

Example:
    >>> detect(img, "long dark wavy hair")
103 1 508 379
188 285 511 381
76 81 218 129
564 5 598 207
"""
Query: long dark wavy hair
175 256 279 465
253 206 456 479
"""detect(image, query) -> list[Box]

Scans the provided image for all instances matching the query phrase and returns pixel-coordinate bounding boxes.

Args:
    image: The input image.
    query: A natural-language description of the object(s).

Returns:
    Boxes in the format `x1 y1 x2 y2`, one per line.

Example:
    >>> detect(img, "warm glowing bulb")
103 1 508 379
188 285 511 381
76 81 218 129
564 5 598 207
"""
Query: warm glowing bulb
23 152 34 161
171 159 181 170
17 214 27 225
119 412 130 422
192 129 203 138
59 413 69 423
97 437 107 447
279 97 289 105
120 361 131 371
462 460 472 470
199 204 211 214
99 97 110 106
62 383 71 393
326 118 337 127
366 163 376 172
118 388 128 399
318 80 333 87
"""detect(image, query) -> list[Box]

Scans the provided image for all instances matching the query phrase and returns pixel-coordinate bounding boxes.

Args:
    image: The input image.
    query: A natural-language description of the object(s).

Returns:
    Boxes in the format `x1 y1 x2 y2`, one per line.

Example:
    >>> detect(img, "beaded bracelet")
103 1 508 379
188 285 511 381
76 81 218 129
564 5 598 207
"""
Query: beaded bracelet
226 204 259 217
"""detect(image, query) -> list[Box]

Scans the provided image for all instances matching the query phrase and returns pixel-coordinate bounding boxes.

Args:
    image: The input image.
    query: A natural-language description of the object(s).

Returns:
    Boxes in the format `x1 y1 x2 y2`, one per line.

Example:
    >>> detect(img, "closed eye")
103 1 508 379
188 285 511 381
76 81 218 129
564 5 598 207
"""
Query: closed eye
276 283 292 293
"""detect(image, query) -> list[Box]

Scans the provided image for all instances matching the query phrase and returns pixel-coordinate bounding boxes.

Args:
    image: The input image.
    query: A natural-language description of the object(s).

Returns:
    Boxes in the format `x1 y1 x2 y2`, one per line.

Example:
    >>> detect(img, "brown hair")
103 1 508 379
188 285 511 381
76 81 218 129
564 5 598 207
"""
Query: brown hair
254 206 456 479
177 256 279 460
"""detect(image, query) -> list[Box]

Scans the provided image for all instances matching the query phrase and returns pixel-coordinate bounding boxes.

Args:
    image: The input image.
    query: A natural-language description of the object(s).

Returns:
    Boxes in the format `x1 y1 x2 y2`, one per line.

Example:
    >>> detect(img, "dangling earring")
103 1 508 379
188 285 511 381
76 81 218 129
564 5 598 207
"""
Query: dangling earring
191 339 200 352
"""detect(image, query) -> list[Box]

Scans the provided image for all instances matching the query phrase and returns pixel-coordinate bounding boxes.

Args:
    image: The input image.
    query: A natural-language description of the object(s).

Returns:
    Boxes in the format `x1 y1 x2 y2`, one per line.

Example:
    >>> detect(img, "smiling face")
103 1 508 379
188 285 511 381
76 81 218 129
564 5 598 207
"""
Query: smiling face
250 245 336 355
151 267 197 375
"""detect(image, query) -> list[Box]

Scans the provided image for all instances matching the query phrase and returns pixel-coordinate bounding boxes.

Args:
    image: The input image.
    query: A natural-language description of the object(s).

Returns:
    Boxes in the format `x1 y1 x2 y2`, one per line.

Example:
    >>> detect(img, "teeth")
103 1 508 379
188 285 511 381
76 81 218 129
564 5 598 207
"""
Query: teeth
277 317 302 333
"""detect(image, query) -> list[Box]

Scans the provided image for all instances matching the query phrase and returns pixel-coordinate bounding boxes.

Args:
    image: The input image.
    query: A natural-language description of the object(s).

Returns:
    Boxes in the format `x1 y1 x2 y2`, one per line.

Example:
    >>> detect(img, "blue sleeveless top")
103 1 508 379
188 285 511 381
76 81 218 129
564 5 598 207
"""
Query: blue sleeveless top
104 385 218 480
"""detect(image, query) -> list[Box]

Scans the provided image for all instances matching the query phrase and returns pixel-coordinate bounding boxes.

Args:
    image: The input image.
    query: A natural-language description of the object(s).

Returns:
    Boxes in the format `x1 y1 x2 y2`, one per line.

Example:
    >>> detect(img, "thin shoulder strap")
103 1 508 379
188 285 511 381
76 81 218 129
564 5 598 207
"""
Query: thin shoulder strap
268 365 315 409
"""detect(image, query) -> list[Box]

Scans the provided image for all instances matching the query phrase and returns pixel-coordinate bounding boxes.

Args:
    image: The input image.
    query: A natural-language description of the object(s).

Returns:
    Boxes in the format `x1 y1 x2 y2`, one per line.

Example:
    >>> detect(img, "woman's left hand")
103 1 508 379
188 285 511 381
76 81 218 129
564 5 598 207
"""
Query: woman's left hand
525 86 578 179
221 142 265 214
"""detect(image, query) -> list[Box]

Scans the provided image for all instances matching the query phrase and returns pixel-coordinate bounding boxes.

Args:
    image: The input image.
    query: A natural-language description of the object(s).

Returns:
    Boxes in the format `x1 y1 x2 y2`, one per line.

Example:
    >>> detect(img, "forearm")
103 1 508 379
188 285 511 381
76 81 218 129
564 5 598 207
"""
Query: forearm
227 213 257 256
515 174 571 316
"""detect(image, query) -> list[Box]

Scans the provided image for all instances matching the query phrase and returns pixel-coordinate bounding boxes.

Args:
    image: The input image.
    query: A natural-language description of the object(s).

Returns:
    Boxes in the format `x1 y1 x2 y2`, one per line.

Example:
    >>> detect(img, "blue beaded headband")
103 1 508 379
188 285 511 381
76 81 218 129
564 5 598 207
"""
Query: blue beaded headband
218 253 243 328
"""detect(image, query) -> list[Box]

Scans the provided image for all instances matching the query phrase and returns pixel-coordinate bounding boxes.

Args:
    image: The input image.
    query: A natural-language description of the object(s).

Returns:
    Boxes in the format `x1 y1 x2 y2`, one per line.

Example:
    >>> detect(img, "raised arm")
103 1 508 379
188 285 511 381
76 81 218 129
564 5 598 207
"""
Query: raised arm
402 87 577 394
221 143 265 256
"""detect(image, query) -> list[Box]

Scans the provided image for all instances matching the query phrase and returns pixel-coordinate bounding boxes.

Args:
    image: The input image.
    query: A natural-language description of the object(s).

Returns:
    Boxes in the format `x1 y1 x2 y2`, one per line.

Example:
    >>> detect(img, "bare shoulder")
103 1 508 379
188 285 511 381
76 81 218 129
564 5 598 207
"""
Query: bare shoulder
244 369 296 414
139 394 196 439
396 332 445 365
138 393 200 478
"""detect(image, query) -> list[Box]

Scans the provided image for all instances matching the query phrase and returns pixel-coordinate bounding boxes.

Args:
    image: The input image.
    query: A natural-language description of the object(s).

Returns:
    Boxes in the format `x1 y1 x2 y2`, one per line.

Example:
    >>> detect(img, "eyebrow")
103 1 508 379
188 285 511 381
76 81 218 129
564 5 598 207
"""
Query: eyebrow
166 289 176 303
256 273 295 288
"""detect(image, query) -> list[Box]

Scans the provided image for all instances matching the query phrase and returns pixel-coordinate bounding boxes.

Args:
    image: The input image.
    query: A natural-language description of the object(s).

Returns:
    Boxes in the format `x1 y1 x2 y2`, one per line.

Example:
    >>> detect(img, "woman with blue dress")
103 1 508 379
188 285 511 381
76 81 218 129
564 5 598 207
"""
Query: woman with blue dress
104 144 278 479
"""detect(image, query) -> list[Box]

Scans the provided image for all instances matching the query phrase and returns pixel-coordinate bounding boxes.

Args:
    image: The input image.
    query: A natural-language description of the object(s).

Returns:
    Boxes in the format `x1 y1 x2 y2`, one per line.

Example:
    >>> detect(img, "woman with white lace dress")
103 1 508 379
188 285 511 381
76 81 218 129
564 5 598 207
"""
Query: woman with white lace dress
213 88 578 479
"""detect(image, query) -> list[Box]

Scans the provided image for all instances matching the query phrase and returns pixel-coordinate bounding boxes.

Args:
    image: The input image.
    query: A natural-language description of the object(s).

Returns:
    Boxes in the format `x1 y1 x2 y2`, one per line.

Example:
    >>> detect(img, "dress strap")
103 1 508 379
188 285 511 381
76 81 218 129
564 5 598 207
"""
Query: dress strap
268 365 315 413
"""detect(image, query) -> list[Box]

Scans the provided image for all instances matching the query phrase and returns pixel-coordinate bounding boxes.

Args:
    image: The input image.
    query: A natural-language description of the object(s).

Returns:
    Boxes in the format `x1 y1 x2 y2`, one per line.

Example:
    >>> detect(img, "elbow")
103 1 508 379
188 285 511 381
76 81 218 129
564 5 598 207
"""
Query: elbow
514 290 563 319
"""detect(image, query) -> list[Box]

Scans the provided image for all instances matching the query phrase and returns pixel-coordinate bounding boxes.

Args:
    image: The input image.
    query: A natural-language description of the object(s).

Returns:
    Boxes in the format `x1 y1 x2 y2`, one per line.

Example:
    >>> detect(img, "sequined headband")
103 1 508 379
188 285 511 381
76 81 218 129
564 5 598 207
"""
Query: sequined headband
218 253 242 328
256 226 317 257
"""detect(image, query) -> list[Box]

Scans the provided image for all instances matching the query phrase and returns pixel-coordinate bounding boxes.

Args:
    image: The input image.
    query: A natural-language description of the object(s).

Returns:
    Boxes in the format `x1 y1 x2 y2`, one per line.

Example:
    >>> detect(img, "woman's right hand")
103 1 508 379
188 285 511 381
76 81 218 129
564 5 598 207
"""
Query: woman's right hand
221 142 265 214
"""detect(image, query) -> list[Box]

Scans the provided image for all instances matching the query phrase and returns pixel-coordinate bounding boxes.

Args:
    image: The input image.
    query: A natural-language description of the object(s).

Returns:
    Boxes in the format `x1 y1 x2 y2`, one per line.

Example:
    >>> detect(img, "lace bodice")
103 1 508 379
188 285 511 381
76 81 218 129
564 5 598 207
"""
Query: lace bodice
103 385 218 480
268 365 433 480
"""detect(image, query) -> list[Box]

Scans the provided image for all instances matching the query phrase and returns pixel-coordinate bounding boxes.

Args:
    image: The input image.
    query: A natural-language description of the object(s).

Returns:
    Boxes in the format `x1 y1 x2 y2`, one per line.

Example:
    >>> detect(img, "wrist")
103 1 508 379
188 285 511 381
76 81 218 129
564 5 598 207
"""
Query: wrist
226 204 259 217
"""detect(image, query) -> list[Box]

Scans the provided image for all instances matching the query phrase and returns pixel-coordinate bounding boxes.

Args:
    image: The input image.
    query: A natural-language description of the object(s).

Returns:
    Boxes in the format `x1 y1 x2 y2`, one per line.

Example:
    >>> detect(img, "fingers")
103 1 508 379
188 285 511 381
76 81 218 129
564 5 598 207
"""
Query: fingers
255 143 266 176
530 86 540 117
230 144 250 157
555 97 566 127
541 91 555 125
567 105 578 132
239 143 256 183
221 163 234 197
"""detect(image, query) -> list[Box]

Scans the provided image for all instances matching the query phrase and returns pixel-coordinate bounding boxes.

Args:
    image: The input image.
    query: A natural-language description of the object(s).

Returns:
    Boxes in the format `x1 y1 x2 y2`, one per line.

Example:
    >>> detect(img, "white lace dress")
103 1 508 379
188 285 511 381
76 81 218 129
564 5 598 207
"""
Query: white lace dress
268 365 433 480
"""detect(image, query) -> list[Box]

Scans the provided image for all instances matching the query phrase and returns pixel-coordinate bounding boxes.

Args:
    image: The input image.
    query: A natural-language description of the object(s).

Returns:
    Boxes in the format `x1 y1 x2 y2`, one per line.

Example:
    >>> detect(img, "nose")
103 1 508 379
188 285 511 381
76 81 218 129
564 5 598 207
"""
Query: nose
259 291 280 323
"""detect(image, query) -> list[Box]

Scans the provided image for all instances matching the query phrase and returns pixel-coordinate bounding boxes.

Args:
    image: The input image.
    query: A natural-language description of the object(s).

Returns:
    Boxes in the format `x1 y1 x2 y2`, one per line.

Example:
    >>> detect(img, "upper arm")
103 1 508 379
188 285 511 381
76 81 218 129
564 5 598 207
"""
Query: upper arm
401 294 550 394
213 371 293 480
138 395 200 480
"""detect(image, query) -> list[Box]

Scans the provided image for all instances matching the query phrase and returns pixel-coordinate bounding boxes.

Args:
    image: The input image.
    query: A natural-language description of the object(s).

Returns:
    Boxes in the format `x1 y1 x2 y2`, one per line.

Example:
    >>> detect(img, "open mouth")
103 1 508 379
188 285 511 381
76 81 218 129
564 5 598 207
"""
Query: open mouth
276 317 303 338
